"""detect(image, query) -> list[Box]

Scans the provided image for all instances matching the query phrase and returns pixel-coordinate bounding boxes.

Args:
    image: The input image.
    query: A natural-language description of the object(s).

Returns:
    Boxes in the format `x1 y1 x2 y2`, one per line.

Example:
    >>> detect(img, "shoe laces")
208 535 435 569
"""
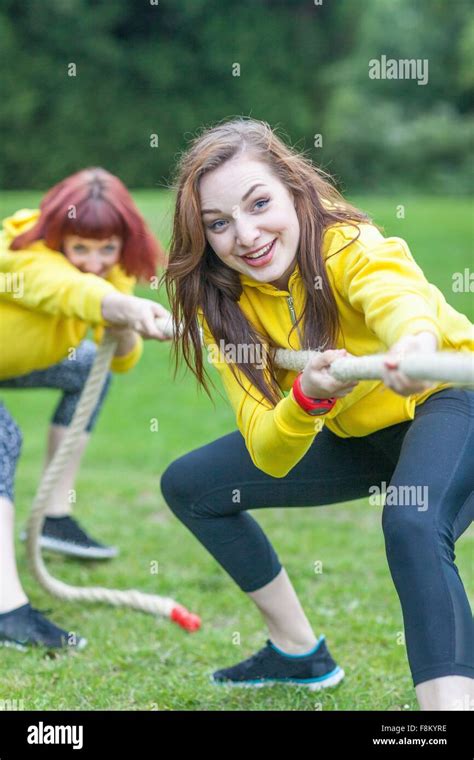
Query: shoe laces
45 516 103 548
28 606 65 636
241 643 272 672
46 516 87 540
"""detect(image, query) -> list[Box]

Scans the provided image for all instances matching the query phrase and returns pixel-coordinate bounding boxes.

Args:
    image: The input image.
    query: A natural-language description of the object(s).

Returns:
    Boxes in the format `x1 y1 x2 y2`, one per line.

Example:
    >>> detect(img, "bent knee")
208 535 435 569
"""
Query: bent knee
0 412 22 502
0 416 23 463
160 456 196 514
382 504 440 561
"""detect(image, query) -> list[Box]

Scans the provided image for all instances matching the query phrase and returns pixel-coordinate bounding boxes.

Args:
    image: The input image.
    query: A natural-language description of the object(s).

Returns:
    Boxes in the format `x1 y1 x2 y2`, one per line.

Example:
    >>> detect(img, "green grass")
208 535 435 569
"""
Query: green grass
0 191 472 711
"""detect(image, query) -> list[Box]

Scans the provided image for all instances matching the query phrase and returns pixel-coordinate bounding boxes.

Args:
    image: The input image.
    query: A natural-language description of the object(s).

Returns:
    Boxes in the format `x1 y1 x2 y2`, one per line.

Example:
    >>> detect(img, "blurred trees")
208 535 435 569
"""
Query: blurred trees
0 0 472 192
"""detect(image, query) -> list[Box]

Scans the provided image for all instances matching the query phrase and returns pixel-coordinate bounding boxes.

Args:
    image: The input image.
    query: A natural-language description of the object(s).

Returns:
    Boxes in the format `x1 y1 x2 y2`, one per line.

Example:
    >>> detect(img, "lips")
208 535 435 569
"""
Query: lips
241 238 276 267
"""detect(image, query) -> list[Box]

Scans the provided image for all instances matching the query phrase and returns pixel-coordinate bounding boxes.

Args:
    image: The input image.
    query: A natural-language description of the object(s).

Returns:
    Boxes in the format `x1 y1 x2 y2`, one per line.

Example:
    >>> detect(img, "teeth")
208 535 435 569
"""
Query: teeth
245 240 274 259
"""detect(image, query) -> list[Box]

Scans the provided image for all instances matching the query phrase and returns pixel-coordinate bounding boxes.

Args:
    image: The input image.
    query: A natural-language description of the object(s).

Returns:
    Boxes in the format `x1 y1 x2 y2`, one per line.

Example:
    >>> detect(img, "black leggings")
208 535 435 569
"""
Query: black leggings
161 388 474 687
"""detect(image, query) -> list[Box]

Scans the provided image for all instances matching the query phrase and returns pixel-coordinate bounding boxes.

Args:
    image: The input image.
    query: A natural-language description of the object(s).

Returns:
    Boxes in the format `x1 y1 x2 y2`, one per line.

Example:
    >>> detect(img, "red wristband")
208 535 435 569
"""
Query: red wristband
292 373 337 416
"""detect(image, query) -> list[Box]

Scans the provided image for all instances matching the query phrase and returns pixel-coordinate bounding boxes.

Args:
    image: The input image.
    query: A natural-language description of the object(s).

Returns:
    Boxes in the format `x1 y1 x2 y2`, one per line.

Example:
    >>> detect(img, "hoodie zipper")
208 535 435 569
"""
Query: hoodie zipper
286 291 304 345
287 295 296 324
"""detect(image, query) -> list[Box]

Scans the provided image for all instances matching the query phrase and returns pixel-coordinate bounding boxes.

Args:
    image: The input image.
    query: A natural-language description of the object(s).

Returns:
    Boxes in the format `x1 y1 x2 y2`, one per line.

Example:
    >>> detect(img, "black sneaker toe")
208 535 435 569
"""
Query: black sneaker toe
0 603 87 651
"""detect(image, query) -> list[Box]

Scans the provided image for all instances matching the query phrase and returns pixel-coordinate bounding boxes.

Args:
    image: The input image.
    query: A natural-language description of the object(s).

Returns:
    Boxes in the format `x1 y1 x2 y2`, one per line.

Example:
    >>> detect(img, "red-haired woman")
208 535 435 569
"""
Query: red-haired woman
161 118 473 710
0 167 170 650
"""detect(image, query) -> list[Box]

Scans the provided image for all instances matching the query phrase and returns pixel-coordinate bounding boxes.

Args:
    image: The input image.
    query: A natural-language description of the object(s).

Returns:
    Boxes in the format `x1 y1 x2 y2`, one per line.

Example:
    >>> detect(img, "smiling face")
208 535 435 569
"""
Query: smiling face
199 155 300 290
62 235 122 277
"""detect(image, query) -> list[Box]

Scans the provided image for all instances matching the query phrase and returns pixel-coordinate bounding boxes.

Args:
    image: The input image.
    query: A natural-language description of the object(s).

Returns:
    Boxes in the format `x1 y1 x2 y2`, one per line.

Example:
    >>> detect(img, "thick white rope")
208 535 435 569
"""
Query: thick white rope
27 317 473 627
274 348 474 386
27 331 200 631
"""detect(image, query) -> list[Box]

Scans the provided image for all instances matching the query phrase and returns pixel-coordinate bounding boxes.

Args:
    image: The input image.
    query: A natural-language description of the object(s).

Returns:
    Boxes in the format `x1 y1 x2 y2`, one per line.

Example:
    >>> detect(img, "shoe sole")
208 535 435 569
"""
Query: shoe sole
210 666 345 691
0 637 88 653
20 531 118 560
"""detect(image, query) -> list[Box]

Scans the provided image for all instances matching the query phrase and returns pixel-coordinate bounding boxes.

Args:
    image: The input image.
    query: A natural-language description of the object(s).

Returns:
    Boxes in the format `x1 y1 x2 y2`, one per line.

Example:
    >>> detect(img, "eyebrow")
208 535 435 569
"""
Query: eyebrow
201 183 267 216
72 241 116 249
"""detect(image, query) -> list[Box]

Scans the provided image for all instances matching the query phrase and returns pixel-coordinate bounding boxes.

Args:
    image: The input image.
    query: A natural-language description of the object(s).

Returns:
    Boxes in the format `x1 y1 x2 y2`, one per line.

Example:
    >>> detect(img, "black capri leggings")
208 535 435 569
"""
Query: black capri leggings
161 388 474 687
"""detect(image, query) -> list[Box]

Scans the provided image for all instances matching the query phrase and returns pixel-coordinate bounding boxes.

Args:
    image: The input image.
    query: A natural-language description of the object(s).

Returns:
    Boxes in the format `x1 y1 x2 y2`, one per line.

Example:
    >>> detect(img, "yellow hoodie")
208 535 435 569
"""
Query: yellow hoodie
199 221 474 478
0 209 143 379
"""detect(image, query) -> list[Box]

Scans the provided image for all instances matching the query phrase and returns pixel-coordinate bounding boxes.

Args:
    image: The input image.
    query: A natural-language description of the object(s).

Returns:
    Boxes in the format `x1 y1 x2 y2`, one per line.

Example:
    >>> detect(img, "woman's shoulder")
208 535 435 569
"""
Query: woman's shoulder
322 219 385 261
321 219 422 291
320 220 412 281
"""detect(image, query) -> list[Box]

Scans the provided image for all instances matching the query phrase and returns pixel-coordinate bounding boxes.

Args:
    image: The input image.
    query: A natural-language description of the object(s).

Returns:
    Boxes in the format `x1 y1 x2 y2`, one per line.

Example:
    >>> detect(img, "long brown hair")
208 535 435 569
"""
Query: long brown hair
164 117 371 405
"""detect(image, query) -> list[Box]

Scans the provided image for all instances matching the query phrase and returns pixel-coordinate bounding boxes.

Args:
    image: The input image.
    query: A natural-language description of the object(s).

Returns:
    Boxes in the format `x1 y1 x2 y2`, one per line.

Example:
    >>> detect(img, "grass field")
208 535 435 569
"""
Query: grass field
0 191 472 711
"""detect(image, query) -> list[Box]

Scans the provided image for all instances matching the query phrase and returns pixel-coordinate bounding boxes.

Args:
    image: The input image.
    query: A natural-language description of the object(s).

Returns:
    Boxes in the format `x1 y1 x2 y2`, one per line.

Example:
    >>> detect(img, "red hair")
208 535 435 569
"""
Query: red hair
10 167 166 281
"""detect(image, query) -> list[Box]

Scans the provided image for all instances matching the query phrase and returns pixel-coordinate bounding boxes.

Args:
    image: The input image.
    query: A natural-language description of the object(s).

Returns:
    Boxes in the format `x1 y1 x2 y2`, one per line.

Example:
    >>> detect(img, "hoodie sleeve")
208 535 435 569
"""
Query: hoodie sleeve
0 247 115 324
200 314 325 478
0 242 143 373
337 231 443 348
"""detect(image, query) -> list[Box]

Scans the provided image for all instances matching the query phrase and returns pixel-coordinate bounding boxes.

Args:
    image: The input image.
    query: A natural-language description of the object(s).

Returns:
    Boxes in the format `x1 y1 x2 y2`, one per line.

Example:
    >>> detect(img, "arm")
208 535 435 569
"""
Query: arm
94 292 171 373
341 235 444 349
201 316 326 478
93 264 171 372
1 247 145 371
95 269 142 373
0 247 115 322
338 234 444 396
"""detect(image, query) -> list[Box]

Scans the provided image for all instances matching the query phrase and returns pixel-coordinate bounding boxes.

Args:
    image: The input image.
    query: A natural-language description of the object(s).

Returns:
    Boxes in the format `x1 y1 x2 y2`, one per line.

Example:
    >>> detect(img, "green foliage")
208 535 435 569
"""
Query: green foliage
0 0 472 192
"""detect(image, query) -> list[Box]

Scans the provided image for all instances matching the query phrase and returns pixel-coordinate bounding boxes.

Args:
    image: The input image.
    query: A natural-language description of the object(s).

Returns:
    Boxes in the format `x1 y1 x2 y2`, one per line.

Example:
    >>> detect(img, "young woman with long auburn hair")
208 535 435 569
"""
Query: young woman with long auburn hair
161 118 473 710
0 167 171 650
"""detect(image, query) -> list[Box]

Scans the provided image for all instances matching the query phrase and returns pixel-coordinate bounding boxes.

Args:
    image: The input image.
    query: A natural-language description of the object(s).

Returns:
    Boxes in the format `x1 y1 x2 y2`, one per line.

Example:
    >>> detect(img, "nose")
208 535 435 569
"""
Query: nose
234 217 260 250
82 254 104 275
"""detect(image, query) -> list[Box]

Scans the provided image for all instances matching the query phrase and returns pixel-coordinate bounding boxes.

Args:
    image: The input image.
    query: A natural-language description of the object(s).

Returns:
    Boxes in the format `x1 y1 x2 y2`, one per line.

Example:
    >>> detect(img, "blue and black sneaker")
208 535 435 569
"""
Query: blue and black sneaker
211 634 344 690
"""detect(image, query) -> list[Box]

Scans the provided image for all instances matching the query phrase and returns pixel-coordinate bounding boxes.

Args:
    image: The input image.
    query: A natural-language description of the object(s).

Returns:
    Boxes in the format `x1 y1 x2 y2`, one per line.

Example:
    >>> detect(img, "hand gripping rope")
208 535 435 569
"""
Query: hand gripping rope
27 315 473 631
274 347 474 384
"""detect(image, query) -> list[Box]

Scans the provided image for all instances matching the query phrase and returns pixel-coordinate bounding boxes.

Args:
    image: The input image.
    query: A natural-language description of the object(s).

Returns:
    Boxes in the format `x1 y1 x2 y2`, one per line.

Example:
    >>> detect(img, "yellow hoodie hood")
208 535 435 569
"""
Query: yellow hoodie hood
2 208 40 239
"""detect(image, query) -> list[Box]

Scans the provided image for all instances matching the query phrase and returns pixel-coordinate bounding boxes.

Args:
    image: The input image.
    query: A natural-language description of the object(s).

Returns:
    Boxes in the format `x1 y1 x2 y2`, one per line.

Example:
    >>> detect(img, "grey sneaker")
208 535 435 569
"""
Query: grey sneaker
20 516 119 560
0 603 87 652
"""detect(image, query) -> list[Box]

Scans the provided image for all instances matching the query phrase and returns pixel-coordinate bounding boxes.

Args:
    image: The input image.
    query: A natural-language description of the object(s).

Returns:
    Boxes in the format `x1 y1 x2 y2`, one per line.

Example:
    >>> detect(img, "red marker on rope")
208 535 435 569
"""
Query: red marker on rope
170 604 201 631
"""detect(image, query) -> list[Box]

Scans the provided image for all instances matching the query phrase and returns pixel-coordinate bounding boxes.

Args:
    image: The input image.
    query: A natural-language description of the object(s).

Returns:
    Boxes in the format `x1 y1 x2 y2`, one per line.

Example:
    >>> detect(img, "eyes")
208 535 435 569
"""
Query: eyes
207 198 270 232
71 243 118 254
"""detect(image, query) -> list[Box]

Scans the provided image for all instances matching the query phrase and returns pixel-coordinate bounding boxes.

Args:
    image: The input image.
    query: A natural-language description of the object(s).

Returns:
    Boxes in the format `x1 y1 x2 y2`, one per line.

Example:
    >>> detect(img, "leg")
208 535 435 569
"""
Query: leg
161 424 398 653
0 404 27 612
415 676 474 711
0 486 87 650
247 567 319 653
0 487 87 651
381 388 474 710
43 426 90 517
36 340 111 517
0 340 112 517
0 496 28 613
417 491 474 710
